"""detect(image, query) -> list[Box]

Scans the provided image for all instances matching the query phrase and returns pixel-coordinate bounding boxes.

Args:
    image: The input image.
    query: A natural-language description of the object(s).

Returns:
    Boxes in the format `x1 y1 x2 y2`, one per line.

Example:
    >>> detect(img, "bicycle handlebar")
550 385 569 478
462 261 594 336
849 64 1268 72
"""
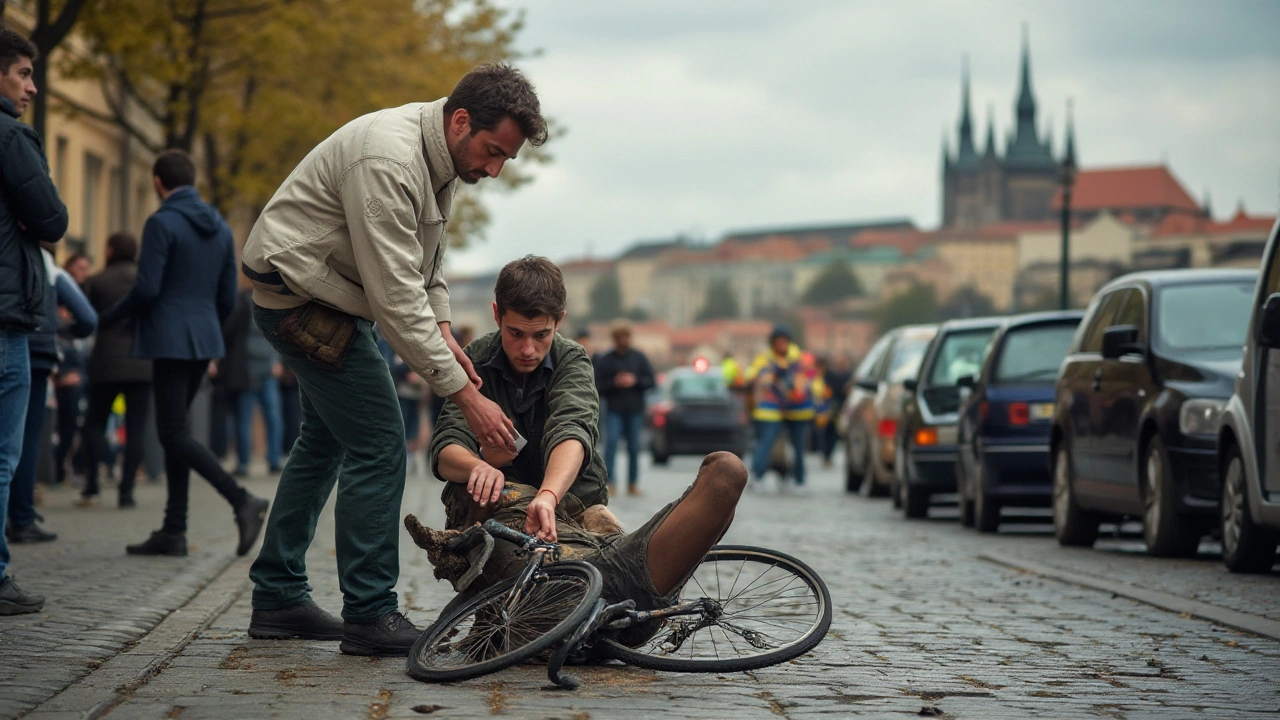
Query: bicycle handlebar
481 519 540 548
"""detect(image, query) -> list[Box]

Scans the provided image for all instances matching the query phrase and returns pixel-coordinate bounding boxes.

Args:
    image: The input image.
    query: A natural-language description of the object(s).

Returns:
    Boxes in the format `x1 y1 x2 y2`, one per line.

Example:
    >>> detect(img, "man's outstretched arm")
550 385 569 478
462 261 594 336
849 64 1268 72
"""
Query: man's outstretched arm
523 439 584 543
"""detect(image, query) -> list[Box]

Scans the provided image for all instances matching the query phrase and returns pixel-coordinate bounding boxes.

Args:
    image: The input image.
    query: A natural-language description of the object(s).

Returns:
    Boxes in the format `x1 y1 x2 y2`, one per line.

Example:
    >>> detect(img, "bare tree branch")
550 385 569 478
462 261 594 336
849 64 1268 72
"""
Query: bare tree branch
49 88 162 154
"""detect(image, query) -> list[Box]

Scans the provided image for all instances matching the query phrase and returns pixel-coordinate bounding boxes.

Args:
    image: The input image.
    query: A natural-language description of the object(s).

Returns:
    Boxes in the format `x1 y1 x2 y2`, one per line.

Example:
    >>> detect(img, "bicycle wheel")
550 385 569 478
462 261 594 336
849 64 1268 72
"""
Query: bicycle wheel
407 560 602 682
599 545 831 673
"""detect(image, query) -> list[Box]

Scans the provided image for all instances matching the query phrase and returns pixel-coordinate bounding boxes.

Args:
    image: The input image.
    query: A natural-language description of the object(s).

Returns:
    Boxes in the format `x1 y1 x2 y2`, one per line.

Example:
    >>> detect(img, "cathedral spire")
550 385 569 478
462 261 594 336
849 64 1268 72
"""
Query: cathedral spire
1016 23 1036 120
1005 24 1056 169
955 55 979 168
983 105 997 158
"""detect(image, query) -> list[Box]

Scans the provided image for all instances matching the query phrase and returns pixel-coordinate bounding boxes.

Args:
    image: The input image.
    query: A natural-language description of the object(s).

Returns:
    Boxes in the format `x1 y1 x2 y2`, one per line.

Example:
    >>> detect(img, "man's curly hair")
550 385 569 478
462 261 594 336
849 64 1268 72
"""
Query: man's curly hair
444 62 548 147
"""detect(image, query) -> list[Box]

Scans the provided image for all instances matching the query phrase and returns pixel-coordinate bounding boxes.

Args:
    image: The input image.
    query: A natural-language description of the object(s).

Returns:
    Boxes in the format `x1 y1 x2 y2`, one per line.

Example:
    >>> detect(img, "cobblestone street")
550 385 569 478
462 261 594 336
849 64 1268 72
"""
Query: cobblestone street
4 452 1278 720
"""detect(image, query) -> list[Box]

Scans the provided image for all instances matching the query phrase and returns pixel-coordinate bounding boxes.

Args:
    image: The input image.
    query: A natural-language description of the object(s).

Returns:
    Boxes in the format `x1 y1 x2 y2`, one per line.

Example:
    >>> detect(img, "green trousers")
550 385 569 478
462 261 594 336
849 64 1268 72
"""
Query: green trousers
249 304 407 622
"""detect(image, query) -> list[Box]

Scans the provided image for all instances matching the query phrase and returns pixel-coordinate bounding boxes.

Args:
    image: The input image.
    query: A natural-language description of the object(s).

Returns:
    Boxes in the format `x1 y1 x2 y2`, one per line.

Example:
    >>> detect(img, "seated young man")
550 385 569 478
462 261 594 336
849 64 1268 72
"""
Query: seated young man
414 255 747 614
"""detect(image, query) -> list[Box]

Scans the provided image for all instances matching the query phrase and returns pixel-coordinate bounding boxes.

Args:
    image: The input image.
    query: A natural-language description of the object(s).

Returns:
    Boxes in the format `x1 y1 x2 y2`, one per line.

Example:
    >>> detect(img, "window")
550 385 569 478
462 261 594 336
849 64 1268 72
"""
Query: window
1079 290 1126 353
1155 281 1256 356
671 375 728 401
108 167 124 236
928 328 997 386
855 334 893 381
1112 288 1146 336
82 152 104 244
1265 227 1280 297
887 336 931 384
995 323 1081 383
54 136 68 187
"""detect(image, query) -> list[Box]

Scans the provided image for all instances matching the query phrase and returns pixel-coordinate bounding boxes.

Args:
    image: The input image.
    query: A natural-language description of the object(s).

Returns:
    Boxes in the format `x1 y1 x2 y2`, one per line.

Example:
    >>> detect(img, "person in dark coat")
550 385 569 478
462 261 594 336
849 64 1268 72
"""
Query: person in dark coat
9 248 96 543
100 149 268 558
0 27 68 615
594 319 656 495
218 288 283 477
80 232 153 507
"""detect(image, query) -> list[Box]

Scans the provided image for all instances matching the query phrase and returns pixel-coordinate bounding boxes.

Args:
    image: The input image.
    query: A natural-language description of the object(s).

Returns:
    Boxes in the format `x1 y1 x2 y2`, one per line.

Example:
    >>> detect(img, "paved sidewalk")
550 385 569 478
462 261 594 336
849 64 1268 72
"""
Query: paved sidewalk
0 471 279 720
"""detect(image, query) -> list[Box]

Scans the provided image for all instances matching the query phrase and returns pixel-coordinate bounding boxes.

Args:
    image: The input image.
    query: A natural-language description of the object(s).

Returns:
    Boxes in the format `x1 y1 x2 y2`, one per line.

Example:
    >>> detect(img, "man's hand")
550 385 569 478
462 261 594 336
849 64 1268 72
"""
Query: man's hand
479 438 517 468
615 371 637 389
468 462 505 507
444 328 482 390
454 384 517 453
271 362 283 379
524 490 558 542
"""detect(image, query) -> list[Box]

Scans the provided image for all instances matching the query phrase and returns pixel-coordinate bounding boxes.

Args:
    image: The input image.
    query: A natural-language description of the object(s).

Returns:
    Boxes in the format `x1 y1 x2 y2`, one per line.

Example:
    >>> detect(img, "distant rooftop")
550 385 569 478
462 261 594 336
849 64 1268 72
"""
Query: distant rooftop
1051 165 1200 215
721 218 917 244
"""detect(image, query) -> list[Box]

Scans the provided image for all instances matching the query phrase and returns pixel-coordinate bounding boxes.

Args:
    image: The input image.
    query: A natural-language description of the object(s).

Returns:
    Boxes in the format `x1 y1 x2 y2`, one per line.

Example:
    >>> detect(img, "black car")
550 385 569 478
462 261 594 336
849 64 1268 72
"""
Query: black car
1050 268 1258 557
896 317 1003 518
647 364 749 463
956 311 1084 532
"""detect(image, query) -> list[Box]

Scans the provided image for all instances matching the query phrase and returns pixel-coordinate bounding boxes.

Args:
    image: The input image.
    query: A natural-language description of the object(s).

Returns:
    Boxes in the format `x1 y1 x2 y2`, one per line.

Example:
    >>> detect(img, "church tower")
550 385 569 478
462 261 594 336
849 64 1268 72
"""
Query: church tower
999 26 1060 221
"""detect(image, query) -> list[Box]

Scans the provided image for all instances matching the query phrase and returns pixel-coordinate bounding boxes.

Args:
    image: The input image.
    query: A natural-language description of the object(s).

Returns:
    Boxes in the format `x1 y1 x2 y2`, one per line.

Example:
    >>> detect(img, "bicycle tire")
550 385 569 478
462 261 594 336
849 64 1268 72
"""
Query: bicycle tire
598 545 831 673
407 560 603 682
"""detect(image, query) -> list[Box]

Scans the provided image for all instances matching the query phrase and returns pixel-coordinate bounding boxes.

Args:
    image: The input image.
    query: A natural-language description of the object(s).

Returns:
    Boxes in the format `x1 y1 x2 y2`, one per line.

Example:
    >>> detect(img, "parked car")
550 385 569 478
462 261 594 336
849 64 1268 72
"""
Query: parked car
895 316 1004 518
1050 269 1258 556
1216 219 1280 573
647 362 749 464
955 311 1084 531
839 324 937 495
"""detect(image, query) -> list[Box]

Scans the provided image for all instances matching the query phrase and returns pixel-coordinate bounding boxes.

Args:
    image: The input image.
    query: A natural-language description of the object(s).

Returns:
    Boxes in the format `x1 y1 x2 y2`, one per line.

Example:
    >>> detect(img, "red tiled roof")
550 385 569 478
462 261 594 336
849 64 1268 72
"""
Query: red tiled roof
1051 165 1200 214
1149 205 1276 238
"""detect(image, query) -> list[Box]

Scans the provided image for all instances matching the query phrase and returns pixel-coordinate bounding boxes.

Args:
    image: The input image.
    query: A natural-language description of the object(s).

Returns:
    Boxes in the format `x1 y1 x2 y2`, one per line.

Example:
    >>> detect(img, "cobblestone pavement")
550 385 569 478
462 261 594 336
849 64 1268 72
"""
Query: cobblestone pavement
9 452 1280 720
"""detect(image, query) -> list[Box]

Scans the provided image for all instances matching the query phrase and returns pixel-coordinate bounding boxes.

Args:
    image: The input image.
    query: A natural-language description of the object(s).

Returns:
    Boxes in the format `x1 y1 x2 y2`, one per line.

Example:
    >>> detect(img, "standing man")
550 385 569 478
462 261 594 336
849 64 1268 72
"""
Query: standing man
240 62 541 655
595 319 655 496
746 325 817 494
0 26 69 615
100 149 269 558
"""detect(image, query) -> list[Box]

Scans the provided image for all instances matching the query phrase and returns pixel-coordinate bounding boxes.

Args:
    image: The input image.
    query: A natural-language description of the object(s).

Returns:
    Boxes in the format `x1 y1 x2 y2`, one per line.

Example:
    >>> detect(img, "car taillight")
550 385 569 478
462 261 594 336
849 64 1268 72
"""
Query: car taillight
1008 402 1030 426
652 412 667 428
878 419 897 438
914 427 938 446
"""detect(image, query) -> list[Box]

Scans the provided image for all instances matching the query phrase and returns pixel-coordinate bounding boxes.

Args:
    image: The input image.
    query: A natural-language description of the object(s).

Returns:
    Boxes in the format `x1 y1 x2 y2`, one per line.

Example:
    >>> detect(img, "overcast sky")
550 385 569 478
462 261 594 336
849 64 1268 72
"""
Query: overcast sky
446 0 1280 276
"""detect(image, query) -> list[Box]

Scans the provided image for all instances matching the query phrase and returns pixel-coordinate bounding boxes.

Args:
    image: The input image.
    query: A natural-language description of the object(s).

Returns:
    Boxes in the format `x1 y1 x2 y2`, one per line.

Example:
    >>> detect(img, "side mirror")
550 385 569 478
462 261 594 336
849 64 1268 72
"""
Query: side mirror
1258 293 1280 349
902 378 919 392
956 375 976 389
1101 325 1143 360
855 377 879 392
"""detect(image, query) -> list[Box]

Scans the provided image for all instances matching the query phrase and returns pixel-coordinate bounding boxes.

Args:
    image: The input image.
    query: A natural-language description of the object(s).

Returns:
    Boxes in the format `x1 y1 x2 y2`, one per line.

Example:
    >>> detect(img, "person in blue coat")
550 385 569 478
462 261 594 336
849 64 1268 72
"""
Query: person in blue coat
100 149 268 558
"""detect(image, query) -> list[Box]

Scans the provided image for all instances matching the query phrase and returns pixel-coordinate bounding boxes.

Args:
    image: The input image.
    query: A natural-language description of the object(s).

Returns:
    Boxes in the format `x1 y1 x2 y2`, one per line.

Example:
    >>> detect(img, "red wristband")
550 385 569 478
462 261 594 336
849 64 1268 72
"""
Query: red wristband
536 488 559 503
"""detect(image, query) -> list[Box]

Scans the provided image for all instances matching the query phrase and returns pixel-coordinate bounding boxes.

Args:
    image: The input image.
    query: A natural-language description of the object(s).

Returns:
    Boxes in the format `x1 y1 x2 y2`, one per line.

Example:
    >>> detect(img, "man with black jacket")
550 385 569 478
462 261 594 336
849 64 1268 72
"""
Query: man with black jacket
595 319 655 495
0 26 69 615
100 149 268 559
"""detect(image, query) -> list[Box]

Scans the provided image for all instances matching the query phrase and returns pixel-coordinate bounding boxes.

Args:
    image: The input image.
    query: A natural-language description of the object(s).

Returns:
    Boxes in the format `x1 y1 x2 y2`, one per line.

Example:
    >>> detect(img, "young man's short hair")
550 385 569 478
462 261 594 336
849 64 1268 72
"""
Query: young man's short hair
494 255 565 320
443 63 548 147
152 149 196 190
0 25 37 74
106 231 138 261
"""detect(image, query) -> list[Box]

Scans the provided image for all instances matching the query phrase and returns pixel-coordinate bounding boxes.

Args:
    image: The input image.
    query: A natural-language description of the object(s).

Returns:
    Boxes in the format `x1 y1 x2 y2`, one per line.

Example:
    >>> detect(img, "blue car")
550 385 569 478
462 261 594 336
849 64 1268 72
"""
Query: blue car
956 311 1085 532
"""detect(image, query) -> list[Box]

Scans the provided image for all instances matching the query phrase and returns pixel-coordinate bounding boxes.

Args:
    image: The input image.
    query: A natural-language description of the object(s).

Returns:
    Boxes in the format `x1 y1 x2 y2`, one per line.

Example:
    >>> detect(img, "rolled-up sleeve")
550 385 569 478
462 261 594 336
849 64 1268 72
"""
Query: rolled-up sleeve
428 396 480 481
540 347 601 474
339 158 468 398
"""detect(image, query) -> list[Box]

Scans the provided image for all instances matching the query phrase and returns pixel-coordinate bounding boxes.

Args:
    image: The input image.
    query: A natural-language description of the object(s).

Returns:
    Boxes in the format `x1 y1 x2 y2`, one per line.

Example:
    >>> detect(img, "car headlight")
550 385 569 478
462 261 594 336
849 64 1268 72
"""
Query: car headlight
1179 398 1226 436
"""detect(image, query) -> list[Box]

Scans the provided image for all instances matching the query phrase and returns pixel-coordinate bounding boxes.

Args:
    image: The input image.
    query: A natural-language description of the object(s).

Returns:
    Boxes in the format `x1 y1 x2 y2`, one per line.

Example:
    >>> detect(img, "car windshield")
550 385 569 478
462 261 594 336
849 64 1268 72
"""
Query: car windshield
928 328 995 386
1155 281 1255 355
888 336 931 384
670 374 727 401
995 323 1079 383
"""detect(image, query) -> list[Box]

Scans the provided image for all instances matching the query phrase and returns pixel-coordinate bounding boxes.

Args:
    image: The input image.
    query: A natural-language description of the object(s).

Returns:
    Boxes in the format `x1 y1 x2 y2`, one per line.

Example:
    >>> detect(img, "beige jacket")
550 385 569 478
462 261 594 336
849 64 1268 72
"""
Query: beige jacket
242 99 468 397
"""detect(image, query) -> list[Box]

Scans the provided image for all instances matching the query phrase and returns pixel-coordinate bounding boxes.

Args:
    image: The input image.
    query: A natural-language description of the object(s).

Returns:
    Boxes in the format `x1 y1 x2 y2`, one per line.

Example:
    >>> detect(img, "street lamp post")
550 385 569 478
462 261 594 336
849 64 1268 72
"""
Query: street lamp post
1059 153 1077 310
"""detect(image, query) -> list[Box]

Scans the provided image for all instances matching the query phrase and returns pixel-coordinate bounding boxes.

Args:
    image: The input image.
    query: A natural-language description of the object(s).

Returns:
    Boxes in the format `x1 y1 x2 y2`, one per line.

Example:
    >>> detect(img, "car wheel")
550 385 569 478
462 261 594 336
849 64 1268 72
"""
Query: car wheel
1142 436 1200 558
903 483 930 519
844 430 867 494
1221 446 1278 573
956 459 975 528
974 462 1000 533
652 432 670 466
1053 443 1099 547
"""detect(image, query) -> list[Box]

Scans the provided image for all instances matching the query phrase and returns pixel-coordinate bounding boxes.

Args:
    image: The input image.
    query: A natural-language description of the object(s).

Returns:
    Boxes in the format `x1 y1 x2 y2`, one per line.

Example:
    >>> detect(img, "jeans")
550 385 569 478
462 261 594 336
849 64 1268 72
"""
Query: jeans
54 382 83 483
280 382 301 456
82 382 152 498
152 359 249 534
0 330 31 577
235 374 283 472
605 411 643 488
9 367 50 529
249 303 406 622
750 419 809 486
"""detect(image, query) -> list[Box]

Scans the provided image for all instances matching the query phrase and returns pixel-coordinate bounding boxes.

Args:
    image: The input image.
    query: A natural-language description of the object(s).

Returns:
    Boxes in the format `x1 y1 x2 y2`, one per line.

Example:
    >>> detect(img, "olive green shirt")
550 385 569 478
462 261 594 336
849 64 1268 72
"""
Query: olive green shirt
429 331 610 509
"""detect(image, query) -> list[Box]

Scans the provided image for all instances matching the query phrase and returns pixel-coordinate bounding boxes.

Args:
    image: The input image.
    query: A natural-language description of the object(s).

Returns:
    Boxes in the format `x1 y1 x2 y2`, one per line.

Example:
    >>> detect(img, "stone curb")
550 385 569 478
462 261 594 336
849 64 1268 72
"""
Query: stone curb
22 557 252 720
980 550 1280 641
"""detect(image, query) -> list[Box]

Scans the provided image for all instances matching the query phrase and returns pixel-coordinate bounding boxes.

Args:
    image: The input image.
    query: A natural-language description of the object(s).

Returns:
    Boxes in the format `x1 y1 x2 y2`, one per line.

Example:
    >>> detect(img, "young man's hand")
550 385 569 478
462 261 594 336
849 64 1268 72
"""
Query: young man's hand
524 490 558 542
468 462 505 507
454 384 517 453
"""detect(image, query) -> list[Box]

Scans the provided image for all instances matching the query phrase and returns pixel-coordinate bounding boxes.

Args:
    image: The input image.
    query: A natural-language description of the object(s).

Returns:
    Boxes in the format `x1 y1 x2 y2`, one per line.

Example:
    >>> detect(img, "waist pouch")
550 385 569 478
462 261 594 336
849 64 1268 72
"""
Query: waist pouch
275 301 358 370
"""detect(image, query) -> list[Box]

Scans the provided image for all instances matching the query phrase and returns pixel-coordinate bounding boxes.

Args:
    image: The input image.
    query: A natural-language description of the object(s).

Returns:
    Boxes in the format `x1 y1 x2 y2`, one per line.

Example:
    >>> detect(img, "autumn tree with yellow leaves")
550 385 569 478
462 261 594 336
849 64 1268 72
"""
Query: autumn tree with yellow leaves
59 0 547 245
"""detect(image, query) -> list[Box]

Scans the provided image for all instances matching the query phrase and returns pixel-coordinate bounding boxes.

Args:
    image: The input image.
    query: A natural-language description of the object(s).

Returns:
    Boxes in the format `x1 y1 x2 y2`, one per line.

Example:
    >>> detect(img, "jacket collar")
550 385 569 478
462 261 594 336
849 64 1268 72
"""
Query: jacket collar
0 97 19 119
421 98 458 195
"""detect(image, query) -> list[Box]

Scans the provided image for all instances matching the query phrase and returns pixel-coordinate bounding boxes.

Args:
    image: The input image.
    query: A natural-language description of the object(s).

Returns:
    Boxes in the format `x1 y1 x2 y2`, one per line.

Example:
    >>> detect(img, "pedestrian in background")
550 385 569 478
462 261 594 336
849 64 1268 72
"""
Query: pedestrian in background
219 288 284 477
100 149 269 558
80 232 152 507
595 319 654 496
746 325 817 494
9 246 96 543
0 26 67 615
820 354 852 469
573 328 606 450
240 63 536 653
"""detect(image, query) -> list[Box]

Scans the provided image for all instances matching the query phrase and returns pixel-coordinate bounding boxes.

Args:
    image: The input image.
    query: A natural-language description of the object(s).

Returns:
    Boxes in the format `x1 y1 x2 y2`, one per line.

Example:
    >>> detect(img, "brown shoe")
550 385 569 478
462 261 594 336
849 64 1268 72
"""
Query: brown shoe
74 495 100 507
627 485 642 497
